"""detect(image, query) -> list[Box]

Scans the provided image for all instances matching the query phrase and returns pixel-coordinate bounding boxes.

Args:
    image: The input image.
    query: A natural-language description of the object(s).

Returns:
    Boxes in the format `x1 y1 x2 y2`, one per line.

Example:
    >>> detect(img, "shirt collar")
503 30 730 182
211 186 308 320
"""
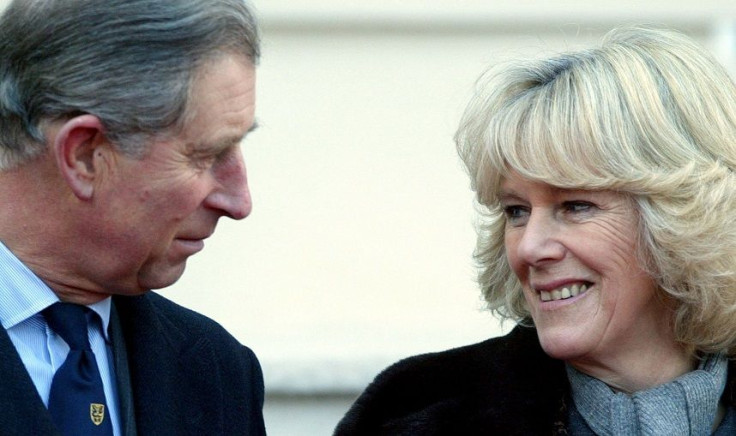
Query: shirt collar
0 241 112 340
87 297 112 341
0 241 58 330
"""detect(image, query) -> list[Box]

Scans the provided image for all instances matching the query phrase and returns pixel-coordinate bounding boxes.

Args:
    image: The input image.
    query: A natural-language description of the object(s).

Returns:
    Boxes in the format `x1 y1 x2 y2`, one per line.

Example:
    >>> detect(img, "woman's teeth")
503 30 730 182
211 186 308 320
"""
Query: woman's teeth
540 283 588 302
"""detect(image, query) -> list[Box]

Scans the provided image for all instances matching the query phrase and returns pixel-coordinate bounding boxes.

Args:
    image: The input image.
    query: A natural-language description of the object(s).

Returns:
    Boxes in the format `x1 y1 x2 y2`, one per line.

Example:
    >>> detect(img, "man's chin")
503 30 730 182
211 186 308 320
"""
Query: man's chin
135 261 188 293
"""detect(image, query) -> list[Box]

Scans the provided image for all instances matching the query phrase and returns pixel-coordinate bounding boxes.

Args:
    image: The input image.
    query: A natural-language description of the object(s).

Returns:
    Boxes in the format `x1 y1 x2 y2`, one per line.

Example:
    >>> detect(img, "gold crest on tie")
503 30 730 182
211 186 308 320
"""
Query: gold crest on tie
90 403 105 426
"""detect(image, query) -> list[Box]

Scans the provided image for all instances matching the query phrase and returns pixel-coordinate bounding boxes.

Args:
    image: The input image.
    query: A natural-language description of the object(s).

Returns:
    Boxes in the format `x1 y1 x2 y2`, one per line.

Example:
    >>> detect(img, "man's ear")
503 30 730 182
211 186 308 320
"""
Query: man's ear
52 114 111 200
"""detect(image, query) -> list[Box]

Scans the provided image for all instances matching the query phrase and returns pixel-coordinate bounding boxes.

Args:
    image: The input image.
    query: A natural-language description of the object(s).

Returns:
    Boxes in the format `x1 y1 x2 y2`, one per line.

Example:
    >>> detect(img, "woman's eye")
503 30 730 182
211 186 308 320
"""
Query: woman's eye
503 205 530 225
563 201 594 213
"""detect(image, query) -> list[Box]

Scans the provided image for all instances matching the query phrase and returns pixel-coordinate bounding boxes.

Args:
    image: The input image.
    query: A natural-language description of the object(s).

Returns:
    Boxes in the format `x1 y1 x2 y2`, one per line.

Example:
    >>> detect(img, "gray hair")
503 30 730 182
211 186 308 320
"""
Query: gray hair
0 0 260 168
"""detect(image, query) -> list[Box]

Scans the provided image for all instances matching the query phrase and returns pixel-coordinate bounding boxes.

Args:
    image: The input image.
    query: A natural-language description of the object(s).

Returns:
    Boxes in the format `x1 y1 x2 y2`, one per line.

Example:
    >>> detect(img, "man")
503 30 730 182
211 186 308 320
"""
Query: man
0 0 265 435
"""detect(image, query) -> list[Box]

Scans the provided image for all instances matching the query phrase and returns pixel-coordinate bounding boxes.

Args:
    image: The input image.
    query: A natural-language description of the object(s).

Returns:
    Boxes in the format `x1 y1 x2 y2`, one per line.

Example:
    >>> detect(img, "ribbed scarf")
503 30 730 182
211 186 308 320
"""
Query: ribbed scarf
566 354 728 436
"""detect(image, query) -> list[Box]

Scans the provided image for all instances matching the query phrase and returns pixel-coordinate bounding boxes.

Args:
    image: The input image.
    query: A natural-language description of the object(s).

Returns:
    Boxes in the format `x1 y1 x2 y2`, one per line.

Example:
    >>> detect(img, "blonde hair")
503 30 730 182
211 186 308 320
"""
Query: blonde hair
455 26 736 355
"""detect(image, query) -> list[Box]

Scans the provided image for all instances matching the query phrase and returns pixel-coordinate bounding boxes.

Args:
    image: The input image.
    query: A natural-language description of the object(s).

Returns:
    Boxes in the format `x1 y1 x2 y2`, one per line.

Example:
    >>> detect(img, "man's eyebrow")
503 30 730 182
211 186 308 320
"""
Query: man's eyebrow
247 119 259 134
204 120 260 153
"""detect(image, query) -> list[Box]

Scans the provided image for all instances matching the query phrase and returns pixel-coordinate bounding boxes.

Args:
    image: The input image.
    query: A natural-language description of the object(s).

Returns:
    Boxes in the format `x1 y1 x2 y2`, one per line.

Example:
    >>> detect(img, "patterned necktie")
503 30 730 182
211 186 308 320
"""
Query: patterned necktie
43 302 113 436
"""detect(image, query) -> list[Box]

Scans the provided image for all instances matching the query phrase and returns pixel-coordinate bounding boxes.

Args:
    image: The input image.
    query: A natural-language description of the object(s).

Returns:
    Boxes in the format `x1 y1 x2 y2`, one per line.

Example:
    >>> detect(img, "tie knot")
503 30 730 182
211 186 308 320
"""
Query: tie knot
42 302 91 350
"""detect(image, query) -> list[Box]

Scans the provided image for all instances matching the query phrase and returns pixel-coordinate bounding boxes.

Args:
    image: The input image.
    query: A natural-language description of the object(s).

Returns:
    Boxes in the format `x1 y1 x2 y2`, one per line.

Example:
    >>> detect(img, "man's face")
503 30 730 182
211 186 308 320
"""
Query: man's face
92 55 256 294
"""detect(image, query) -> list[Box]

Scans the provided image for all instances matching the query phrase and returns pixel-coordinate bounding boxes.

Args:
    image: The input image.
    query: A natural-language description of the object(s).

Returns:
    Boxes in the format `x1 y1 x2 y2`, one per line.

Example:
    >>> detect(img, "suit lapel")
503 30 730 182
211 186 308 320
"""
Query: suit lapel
0 325 60 435
109 304 138 436
112 295 220 435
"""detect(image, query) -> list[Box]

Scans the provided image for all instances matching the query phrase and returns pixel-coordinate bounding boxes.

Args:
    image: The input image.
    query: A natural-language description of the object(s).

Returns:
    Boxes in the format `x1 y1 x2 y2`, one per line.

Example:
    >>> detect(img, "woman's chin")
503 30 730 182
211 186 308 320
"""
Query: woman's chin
536 328 592 362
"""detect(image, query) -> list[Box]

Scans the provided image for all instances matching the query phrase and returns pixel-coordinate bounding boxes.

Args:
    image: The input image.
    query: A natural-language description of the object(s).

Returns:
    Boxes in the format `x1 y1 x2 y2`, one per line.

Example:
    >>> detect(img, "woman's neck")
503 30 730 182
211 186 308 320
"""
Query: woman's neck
568 340 695 394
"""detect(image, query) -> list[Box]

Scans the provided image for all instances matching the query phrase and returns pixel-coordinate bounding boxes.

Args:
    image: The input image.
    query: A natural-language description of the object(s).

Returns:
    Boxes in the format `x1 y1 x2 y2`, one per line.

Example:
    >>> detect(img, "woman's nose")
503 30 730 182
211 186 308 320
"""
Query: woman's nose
515 211 565 266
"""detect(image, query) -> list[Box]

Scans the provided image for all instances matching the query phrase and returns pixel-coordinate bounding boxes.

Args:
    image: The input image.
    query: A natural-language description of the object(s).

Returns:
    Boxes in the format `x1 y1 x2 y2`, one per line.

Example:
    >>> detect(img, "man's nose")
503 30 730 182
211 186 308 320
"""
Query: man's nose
205 147 252 220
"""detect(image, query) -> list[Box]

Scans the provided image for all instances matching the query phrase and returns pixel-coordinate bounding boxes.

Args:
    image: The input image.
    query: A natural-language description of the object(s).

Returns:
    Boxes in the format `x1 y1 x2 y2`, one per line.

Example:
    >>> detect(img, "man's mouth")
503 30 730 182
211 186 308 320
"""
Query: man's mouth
539 282 591 302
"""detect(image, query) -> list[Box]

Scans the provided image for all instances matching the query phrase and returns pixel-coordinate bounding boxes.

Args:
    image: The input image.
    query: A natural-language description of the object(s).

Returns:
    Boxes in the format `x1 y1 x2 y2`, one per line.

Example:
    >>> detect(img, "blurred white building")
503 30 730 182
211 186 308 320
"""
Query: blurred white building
223 2 735 434
1 0 734 434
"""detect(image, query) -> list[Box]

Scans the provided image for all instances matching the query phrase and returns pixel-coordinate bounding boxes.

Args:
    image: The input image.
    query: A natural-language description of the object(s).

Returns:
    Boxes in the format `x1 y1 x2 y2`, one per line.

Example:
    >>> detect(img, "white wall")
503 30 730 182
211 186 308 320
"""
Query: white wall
167 0 736 391
1 1 735 434
173 4 734 434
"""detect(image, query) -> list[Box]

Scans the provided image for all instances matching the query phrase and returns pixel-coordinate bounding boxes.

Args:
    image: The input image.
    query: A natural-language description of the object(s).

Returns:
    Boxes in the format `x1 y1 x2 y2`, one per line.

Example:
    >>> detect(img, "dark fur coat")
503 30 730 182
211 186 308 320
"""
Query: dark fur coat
335 325 736 435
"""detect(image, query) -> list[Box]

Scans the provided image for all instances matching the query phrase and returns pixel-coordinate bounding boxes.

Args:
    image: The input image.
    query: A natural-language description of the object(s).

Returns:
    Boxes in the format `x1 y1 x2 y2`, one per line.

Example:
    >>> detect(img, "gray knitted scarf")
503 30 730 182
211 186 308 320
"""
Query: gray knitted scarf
566 354 728 436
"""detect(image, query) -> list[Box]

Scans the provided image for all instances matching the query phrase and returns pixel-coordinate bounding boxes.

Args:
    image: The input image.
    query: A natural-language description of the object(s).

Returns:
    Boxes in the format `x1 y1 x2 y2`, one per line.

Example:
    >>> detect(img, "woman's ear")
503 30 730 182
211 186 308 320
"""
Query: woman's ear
51 114 110 200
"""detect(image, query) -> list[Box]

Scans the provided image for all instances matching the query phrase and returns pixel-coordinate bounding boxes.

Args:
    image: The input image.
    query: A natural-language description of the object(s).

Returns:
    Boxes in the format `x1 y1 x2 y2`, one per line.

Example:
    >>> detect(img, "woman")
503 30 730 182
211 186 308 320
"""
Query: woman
335 27 736 435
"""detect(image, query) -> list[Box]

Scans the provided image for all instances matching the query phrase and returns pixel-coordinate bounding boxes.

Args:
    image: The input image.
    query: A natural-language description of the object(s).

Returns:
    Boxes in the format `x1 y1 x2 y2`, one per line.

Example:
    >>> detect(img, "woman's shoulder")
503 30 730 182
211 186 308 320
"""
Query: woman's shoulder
370 324 545 385
335 324 567 435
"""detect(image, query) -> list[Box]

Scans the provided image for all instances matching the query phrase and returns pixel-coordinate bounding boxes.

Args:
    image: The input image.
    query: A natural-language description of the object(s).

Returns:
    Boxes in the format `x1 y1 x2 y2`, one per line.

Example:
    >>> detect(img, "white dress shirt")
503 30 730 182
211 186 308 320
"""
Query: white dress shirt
0 241 121 436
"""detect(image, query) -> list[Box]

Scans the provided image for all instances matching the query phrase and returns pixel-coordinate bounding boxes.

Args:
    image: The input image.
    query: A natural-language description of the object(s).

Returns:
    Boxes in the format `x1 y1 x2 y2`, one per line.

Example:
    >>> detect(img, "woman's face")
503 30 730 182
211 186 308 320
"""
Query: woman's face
500 171 673 366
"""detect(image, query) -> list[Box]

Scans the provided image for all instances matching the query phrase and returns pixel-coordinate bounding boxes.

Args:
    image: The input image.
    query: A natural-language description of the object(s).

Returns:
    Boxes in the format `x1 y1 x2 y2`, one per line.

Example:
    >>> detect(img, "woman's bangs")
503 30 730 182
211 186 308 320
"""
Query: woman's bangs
484 93 614 203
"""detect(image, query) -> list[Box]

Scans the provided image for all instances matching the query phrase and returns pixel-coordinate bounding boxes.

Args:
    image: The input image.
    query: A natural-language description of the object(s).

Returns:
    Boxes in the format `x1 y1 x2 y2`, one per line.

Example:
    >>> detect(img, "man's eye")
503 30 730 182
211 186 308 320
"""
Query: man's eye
192 155 216 170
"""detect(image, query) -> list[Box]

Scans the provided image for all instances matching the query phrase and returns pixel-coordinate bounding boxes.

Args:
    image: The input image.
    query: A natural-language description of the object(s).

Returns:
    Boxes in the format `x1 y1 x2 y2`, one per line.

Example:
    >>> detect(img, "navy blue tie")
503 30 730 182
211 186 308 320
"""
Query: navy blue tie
43 303 113 436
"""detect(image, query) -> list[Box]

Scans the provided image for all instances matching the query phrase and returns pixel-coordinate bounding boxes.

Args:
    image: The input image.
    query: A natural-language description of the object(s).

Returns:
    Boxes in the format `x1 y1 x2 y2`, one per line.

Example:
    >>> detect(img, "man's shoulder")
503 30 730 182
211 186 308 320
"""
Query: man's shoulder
116 292 217 329
112 294 265 434
134 292 220 327
112 292 255 358
335 324 565 435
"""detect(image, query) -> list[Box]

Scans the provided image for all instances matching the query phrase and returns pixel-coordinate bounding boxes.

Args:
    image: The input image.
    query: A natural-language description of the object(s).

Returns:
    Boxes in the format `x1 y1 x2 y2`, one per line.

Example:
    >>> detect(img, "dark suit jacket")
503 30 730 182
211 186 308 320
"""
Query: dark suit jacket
334 325 736 435
0 292 266 436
